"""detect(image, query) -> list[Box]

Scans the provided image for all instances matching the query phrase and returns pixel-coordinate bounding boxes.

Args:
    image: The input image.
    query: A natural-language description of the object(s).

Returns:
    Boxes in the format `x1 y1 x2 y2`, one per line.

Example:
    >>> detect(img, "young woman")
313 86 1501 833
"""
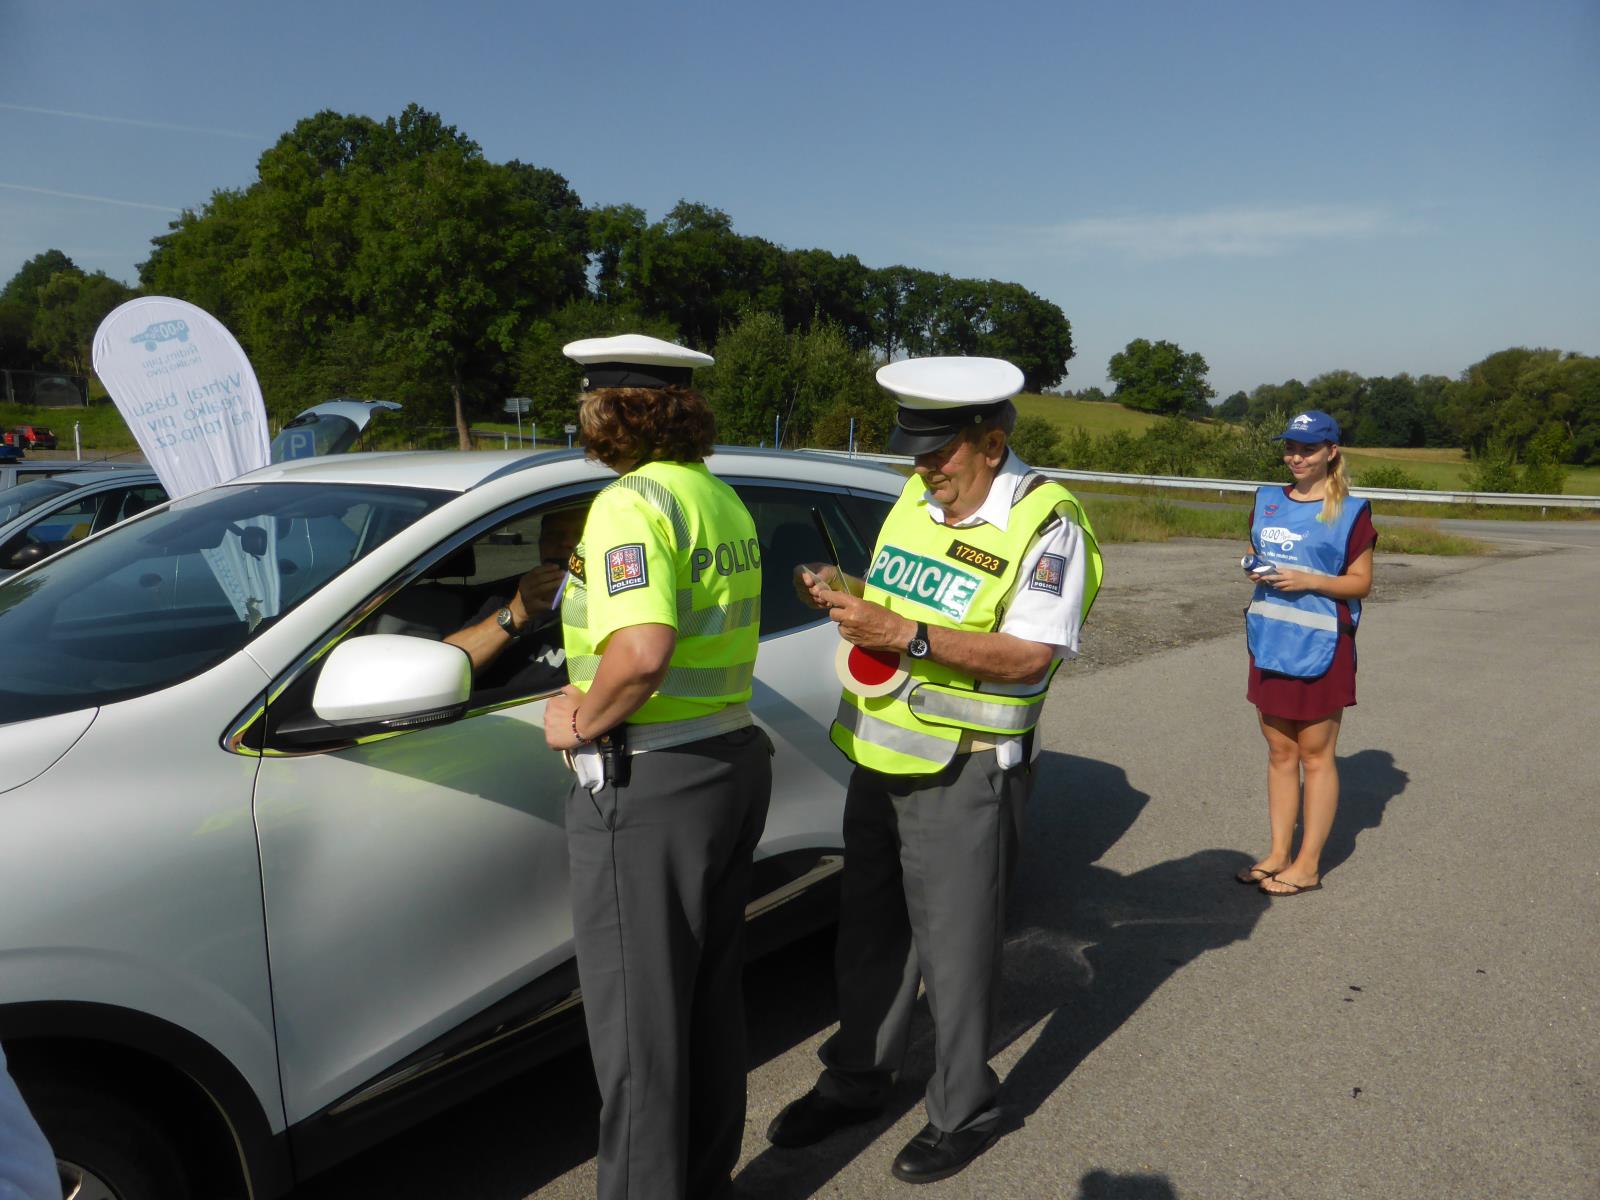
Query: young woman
1239 410 1375 897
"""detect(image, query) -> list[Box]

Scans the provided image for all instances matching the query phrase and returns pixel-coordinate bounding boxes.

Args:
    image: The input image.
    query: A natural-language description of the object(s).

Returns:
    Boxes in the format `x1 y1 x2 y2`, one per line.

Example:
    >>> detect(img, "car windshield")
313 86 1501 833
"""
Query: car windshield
0 481 451 725
0 478 78 524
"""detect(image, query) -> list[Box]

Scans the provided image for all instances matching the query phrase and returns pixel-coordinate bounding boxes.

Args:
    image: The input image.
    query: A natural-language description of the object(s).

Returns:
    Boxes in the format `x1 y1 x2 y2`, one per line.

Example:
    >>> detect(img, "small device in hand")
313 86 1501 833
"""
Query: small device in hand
1241 553 1278 577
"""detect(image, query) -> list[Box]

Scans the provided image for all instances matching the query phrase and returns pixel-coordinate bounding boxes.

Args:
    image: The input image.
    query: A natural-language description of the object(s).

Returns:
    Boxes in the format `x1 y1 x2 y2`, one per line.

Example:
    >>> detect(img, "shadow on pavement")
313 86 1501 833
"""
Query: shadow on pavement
1079 1168 1180 1198
292 750 1405 1198
736 752 1271 1199
1320 748 1408 876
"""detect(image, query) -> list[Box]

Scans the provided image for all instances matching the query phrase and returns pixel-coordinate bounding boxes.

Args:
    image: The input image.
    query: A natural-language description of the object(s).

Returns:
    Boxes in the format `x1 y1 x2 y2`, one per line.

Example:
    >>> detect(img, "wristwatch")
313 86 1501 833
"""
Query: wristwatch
906 621 931 660
495 606 524 639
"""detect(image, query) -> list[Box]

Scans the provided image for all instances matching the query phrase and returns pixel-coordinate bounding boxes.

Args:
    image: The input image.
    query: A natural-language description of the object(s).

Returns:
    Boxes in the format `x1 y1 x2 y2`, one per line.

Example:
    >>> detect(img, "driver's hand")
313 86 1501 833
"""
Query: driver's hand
517 564 568 615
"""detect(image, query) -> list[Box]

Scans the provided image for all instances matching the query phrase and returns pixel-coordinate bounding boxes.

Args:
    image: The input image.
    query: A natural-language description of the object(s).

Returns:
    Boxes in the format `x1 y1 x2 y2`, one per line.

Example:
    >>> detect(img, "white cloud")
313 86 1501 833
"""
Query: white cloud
1039 205 1401 260
0 103 263 141
0 183 181 214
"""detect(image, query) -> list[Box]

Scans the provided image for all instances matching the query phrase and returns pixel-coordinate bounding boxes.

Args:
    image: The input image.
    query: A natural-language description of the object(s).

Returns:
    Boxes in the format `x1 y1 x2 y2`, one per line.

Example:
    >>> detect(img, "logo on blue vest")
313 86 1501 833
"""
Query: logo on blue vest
1258 526 1304 551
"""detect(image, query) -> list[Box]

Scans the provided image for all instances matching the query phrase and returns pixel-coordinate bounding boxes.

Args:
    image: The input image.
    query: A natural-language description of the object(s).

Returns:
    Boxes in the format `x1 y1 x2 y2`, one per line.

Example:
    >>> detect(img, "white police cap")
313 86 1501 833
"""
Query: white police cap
876 356 1024 454
563 333 714 390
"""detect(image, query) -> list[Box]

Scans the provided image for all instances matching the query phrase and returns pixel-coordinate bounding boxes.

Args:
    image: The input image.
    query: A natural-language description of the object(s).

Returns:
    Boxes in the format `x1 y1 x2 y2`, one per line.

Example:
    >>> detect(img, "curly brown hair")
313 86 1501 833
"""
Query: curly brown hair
578 386 718 469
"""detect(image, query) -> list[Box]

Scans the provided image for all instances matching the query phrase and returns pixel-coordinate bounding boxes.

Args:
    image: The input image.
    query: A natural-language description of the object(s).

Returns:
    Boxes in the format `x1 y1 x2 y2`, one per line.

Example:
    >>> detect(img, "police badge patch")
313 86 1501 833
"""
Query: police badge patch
604 544 648 595
1029 553 1066 595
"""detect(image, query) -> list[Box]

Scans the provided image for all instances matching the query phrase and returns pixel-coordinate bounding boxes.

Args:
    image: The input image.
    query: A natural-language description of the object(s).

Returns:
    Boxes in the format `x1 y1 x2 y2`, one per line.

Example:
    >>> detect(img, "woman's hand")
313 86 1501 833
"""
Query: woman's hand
544 684 586 750
1265 569 1318 595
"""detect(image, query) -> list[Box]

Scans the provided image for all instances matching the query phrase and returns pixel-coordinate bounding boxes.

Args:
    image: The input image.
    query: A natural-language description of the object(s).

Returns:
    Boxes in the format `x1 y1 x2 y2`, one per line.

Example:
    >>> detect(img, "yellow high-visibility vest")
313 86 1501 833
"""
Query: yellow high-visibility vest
832 470 1102 774
562 460 761 725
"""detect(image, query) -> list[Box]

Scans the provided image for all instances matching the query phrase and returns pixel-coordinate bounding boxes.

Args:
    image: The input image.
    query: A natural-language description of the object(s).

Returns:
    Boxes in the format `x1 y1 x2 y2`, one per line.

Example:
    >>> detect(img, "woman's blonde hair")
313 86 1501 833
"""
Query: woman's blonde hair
1320 447 1350 522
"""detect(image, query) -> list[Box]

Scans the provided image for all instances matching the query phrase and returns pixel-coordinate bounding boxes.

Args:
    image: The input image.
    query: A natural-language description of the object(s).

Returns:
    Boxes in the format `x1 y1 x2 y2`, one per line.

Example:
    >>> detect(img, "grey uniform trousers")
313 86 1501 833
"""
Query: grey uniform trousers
816 751 1027 1134
565 725 773 1200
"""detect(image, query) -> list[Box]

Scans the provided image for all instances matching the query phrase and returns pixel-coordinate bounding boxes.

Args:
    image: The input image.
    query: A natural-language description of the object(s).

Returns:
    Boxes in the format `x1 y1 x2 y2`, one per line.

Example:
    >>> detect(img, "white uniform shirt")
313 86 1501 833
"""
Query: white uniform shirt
920 450 1089 766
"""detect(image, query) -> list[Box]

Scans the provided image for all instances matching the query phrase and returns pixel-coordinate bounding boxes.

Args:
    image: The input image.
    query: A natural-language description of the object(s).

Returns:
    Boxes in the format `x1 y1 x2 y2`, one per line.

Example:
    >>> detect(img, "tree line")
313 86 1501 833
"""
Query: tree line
0 104 1073 449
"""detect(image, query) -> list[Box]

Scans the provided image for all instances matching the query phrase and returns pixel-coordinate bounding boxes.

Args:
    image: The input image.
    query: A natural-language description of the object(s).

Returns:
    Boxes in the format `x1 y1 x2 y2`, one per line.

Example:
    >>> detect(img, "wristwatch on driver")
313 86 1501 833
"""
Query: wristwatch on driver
906 621 931 660
495 606 524 640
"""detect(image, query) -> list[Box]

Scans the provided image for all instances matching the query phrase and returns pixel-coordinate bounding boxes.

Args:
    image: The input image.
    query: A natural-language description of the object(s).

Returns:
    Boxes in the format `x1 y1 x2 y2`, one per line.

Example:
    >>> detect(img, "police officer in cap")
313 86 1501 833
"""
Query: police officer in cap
768 356 1103 1183
544 334 772 1200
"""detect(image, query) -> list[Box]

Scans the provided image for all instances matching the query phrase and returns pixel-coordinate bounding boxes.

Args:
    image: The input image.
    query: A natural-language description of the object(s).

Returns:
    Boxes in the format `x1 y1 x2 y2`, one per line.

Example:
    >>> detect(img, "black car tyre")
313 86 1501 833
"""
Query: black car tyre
23 1081 191 1200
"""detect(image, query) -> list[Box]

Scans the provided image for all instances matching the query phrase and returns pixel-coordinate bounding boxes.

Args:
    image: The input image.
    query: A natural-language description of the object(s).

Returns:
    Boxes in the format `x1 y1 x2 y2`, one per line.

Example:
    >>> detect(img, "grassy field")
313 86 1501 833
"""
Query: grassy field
1014 393 1166 436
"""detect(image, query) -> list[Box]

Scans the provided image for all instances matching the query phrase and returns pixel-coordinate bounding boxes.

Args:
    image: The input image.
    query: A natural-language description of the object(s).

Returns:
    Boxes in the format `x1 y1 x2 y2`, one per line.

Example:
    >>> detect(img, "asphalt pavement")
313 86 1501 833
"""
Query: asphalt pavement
291 536 1598 1200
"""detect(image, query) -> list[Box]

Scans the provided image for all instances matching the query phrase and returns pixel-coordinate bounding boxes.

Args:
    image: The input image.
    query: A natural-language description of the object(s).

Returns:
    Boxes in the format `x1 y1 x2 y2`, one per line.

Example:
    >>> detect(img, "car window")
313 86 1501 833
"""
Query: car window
0 478 77 525
105 485 168 526
0 482 451 726
353 496 593 708
733 485 866 637
839 493 895 558
1 491 107 564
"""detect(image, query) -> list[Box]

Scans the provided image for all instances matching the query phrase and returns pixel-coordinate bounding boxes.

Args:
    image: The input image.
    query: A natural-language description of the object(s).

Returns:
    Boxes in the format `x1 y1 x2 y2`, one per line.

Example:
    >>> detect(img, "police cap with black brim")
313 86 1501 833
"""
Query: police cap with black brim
562 333 714 390
878 356 1026 455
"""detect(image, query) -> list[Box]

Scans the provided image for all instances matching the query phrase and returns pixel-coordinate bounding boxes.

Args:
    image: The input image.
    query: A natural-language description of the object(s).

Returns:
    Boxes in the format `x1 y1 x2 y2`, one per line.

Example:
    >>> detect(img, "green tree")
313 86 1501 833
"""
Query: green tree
1216 391 1249 422
1107 338 1215 415
30 269 138 376
977 283 1073 392
1304 370 1367 441
1354 375 1422 447
1247 379 1307 422
1 249 77 307
700 310 791 446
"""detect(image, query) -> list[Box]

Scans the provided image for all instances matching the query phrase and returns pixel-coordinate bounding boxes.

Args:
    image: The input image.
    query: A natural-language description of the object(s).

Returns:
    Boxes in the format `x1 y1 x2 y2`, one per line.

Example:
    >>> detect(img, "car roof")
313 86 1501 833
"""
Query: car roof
51 468 162 488
228 446 906 496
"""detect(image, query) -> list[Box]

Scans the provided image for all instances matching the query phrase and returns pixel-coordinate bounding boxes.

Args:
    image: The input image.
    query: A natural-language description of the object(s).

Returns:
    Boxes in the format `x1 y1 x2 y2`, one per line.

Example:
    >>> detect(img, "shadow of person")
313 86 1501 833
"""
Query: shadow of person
1078 1167 1181 1199
735 753 1272 1199
1319 748 1408 875
994 753 1272 1123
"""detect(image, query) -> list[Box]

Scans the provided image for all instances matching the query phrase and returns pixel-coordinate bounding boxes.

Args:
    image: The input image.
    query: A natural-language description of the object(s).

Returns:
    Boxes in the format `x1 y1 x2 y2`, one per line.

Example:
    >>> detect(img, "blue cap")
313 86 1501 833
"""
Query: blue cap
1272 410 1341 444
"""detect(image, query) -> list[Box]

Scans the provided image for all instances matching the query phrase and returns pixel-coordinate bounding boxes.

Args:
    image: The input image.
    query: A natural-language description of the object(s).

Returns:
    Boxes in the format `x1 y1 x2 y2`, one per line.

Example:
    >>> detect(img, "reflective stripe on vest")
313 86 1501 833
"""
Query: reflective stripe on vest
1245 600 1339 633
832 468 1101 775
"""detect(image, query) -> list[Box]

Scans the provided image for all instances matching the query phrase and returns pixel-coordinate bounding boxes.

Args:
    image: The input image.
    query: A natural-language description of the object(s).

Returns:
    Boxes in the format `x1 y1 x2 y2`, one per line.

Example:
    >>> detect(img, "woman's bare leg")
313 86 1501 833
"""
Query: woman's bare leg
1263 712 1342 892
1252 711 1304 876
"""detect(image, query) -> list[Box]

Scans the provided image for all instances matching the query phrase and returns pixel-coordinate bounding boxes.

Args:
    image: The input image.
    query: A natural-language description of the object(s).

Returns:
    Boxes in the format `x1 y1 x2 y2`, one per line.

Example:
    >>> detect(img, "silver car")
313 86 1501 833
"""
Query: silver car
0 446 899 1200
0 469 167 580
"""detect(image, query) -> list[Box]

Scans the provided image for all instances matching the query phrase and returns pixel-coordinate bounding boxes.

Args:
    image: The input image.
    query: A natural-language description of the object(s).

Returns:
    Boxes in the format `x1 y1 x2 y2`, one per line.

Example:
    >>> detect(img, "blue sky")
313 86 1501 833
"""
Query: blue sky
2 0 1595 398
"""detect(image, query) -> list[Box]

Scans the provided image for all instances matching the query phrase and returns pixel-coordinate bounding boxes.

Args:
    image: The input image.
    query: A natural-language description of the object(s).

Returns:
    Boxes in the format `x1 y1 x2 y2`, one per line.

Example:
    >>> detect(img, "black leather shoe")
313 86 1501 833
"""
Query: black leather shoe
765 1090 882 1148
889 1121 1000 1184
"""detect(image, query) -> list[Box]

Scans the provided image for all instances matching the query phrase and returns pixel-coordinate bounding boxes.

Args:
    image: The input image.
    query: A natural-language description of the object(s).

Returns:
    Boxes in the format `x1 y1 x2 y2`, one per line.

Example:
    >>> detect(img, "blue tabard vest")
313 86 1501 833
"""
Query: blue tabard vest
1245 487 1368 679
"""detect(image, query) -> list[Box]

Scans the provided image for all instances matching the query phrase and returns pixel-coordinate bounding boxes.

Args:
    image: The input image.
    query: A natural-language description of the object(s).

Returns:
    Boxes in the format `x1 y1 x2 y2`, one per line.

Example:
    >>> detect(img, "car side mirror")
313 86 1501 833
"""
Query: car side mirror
5 542 47 571
271 634 472 749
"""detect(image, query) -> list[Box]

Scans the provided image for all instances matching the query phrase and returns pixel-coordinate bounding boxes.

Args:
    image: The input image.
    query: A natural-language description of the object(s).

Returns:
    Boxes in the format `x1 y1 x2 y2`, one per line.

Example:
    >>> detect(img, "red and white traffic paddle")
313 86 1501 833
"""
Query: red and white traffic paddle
835 639 909 698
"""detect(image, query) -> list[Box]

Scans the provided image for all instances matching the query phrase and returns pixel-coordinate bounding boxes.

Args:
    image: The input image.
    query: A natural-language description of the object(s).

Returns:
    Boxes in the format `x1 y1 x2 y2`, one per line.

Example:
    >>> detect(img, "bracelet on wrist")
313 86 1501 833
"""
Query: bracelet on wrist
570 710 592 746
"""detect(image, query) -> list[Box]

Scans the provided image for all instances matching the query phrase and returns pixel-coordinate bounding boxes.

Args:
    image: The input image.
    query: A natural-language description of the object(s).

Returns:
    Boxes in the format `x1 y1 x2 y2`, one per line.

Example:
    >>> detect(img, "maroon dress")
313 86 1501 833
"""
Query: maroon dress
1245 491 1377 722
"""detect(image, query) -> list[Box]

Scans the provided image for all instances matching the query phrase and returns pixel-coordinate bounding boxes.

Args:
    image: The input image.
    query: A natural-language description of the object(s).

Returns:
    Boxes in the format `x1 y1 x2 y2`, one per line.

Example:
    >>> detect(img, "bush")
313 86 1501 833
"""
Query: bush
1353 465 1432 491
1466 436 1521 494
1009 415 1063 466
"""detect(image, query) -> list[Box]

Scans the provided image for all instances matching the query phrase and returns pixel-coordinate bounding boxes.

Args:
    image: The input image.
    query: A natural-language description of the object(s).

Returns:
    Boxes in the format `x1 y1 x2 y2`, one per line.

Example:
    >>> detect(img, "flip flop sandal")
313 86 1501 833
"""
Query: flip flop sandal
1260 878 1322 896
1235 865 1279 884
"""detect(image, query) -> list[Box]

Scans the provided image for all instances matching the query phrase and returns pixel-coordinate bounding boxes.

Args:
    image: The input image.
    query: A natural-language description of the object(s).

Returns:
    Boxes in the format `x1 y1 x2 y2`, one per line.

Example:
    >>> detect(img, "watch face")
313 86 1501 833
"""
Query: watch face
907 637 930 659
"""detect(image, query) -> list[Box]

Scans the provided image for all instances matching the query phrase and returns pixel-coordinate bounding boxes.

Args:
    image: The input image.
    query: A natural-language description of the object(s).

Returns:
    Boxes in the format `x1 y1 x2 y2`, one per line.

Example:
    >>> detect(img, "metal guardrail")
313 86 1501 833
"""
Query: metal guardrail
802 448 1600 512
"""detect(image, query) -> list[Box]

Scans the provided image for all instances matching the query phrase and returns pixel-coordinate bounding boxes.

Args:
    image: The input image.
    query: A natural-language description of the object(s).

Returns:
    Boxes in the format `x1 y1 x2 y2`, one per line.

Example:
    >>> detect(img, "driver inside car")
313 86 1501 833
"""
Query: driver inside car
442 503 587 695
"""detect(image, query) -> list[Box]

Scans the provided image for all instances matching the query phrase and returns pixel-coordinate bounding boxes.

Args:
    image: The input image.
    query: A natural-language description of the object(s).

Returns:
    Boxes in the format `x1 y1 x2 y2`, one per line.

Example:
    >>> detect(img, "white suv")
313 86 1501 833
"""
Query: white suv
0 447 899 1200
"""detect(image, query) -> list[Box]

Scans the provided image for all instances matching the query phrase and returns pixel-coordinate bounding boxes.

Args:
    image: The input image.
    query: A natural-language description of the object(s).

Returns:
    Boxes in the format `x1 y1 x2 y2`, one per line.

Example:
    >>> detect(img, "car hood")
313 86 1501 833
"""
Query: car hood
0 708 96 795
